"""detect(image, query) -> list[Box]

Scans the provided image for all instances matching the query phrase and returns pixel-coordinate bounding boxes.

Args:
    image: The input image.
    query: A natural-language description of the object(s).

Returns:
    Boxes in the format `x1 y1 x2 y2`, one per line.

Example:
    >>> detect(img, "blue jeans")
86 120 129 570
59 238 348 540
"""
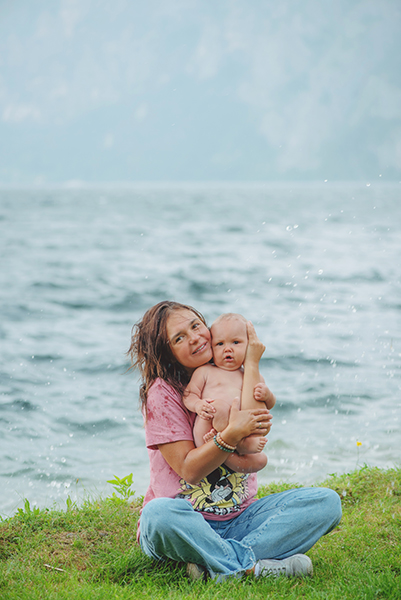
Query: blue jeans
140 487 342 580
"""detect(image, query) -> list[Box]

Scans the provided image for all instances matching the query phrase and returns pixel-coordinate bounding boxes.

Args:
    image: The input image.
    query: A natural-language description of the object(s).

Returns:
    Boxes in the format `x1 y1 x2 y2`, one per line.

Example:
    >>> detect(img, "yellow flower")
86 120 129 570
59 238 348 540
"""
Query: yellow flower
356 441 362 447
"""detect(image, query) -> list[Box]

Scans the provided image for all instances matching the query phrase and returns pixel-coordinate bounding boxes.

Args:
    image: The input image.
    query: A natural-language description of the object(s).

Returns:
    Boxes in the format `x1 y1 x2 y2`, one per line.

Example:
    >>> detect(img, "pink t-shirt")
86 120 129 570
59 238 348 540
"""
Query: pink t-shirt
142 378 258 522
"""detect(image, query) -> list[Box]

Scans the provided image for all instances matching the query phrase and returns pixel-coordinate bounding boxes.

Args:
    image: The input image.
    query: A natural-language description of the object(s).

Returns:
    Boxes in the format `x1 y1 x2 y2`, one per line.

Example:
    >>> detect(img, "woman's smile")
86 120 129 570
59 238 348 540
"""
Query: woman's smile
193 342 208 355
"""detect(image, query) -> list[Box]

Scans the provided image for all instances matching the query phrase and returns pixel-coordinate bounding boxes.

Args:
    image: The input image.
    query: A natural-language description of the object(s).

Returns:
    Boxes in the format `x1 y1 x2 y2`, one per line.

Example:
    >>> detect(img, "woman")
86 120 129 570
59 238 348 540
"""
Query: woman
128 301 341 581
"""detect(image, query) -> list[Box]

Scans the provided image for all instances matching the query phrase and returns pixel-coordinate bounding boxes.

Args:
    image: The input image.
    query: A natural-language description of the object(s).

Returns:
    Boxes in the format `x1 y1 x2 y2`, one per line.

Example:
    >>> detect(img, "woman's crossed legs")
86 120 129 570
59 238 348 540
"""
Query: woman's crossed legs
139 487 341 580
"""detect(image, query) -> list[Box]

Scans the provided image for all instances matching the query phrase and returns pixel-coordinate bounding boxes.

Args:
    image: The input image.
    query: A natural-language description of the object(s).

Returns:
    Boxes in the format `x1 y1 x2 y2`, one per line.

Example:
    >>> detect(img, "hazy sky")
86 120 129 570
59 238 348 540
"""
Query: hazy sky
0 0 400 183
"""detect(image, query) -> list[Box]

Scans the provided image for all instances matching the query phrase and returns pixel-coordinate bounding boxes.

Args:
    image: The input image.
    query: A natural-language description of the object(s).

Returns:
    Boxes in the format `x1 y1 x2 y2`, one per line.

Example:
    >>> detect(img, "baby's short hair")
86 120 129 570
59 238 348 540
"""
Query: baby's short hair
211 312 247 328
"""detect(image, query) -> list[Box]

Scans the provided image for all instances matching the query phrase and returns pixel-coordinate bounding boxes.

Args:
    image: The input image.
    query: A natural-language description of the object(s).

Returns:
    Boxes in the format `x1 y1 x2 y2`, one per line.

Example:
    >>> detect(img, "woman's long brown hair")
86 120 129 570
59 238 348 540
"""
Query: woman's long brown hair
127 301 208 414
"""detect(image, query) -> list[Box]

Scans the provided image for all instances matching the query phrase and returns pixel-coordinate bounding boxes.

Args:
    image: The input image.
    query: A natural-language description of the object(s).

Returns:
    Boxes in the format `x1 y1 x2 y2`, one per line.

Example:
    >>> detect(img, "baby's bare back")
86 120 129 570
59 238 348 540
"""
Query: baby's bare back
202 364 244 405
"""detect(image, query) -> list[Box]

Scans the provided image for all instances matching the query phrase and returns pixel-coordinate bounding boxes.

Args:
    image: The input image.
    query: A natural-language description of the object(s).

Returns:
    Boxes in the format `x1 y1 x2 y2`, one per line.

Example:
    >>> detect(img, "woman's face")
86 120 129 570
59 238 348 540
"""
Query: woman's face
166 309 212 372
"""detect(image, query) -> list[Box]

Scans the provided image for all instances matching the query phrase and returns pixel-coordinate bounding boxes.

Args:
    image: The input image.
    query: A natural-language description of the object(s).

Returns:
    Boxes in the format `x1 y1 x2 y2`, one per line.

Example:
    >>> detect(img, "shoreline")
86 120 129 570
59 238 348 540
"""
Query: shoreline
1 466 400 599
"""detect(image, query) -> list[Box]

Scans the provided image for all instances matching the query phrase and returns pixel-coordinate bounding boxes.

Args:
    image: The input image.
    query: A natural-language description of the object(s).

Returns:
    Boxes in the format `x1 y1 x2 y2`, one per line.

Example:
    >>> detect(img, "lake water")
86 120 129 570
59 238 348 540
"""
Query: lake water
1 182 400 517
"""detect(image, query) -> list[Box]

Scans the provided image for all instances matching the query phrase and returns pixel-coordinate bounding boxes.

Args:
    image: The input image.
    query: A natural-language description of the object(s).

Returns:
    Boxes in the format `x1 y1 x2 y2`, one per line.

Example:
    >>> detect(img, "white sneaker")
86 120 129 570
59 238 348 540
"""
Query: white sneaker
255 554 313 578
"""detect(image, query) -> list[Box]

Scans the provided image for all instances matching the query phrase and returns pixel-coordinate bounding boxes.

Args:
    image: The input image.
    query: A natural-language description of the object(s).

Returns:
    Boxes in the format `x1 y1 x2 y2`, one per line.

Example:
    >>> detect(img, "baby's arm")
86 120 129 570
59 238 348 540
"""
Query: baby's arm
254 377 276 410
184 367 216 421
241 322 266 412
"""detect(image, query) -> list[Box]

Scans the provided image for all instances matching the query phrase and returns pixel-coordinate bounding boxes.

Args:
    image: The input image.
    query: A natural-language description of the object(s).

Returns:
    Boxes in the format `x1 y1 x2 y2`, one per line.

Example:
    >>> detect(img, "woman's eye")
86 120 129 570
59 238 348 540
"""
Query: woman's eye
174 336 183 344
192 322 200 329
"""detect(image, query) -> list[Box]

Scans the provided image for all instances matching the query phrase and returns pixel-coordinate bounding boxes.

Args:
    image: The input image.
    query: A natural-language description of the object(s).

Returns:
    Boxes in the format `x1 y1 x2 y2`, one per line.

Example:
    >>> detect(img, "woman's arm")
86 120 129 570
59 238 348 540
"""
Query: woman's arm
158 397 271 484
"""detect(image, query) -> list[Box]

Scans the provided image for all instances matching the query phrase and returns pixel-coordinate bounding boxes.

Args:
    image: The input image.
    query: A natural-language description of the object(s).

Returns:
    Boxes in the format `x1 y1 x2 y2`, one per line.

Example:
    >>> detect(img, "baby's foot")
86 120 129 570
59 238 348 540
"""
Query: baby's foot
254 437 267 452
237 436 267 455
203 428 217 444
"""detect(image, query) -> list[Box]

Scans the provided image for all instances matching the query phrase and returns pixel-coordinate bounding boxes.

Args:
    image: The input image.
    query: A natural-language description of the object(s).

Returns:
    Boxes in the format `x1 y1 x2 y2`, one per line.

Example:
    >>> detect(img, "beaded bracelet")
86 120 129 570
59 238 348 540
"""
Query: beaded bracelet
216 432 237 452
213 435 235 453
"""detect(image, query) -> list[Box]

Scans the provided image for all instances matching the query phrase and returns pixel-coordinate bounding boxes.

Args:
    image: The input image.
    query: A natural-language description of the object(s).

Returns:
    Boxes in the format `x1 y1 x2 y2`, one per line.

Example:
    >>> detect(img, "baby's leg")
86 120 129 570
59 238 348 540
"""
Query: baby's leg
193 415 213 448
193 399 232 447
225 451 267 473
237 435 267 455
211 399 232 433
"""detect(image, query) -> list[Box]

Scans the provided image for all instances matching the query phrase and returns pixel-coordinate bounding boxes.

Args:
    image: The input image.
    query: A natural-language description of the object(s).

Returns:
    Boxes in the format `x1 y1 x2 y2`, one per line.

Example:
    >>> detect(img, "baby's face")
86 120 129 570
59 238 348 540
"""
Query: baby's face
210 318 248 371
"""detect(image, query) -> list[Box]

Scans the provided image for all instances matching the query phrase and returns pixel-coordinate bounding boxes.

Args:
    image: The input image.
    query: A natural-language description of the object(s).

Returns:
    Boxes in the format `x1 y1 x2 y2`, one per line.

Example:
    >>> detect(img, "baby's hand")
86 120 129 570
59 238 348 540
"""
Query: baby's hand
254 383 269 402
254 383 276 408
195 398 216 420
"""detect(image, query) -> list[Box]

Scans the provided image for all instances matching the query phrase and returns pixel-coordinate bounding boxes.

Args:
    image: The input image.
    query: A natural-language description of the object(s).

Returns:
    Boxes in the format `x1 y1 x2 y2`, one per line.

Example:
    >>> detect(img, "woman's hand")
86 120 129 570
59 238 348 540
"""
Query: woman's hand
221 397 272 447
245 321 266 365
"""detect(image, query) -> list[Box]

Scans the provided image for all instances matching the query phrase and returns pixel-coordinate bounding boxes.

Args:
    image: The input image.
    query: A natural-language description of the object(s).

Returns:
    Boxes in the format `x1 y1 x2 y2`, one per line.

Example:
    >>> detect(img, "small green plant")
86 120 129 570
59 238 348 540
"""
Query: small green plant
66 495 77 512
16 498 41 519
16 498 41 523
107 473 135 503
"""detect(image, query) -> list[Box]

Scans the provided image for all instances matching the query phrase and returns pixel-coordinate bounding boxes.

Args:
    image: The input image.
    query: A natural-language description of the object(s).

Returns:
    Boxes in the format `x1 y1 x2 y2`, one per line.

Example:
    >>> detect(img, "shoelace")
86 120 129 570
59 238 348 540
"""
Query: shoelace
260 564 288 576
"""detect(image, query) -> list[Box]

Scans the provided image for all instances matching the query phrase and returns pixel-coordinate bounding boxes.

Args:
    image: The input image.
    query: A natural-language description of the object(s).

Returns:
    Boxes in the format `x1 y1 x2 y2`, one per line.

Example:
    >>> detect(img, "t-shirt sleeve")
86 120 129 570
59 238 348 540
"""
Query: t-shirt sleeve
145 379 195 450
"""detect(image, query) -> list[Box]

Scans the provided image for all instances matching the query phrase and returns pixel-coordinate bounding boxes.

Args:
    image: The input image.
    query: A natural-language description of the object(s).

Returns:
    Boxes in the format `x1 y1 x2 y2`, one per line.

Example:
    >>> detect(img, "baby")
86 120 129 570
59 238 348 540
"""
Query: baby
184 313 275 472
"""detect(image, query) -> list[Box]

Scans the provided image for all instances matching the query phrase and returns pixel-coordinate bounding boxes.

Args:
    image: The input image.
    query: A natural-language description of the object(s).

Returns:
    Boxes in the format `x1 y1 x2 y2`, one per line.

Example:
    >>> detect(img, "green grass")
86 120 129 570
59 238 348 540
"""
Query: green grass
1 466 400 599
